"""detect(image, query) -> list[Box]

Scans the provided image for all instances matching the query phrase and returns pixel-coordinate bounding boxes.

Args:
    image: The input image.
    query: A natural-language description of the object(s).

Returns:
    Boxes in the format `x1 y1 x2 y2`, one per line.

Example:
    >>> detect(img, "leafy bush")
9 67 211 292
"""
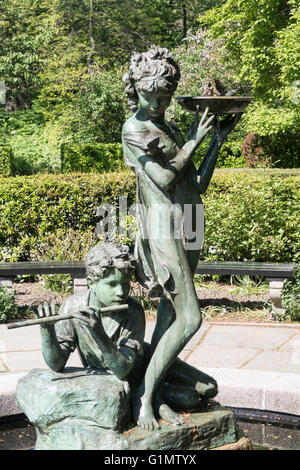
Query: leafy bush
194 140 246 169
61 143 125 173
33 228 98 293
282 265 300 321
201 169 300 263
0 170 298 265
0 109 62 175
0 146 13 177
242 132 300 169
0 286 19 323
0 172 136 262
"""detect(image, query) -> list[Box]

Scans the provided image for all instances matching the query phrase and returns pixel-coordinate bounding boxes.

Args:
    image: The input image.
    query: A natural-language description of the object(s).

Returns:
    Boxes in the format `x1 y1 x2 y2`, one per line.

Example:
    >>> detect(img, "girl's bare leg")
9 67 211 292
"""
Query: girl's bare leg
132 267 202 429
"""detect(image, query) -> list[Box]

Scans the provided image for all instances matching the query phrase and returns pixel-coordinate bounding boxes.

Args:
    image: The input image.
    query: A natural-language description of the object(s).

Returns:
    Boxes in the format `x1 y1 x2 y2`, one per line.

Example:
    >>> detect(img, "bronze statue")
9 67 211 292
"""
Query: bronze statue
122 46 241 429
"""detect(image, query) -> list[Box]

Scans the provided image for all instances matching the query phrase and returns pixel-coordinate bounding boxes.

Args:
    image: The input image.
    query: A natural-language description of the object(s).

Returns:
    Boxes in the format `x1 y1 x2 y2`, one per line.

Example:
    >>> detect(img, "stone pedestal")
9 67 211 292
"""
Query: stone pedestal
266 277 286 318
15 367 243 450
124 402 239 450
15 367 132 450
72 276 88 293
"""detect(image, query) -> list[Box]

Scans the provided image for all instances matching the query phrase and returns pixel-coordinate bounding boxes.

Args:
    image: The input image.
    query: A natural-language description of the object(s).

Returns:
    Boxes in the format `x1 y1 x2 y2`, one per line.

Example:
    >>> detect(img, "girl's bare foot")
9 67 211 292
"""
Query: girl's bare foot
132 387 161 430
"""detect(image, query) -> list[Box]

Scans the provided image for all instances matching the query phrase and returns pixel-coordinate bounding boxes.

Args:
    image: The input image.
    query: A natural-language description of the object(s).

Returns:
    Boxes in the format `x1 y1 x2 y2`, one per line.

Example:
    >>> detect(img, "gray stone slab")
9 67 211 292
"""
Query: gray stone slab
186 344 261 369
0 325 41 352
264 373 300 415
1 347 82 373
243 350 300 374
278 331 300 352
1 351 47 372
184 323 212 352
201 368 273 409
0 356 8 372
201 367 300 416
202 325 297 351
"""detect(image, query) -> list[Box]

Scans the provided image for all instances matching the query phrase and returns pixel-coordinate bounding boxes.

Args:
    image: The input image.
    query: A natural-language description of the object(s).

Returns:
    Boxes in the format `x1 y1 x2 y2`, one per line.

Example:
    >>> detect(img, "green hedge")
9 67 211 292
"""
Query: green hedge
202 169 300 263
0 146 13 177
0 169 298 263
61 141 247 174
61 143 125 173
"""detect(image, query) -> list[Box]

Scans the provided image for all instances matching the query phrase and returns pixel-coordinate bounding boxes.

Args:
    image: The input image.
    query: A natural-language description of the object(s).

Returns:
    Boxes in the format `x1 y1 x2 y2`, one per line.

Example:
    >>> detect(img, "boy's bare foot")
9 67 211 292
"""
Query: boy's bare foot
155 394 185 426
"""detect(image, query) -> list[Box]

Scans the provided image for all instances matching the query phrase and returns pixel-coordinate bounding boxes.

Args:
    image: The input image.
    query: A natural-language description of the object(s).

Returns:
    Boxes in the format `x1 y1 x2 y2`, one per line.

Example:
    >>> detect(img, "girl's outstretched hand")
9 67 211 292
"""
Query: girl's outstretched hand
214 113 243 144
188 107 214 146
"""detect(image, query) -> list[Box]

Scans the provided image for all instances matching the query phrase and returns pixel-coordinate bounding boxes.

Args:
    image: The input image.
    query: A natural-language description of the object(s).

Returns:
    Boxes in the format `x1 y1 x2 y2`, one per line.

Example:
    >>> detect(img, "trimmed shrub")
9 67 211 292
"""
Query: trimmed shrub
0 146 13 176
0 172 136 262
201 169 300 263
194 138 246 169
0 170 298 265
61 143 125 173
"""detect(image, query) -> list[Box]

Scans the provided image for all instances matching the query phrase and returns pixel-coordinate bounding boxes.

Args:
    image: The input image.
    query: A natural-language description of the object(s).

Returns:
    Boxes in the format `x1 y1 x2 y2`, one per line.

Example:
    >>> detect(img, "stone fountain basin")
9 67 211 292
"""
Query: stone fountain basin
175 96 253 114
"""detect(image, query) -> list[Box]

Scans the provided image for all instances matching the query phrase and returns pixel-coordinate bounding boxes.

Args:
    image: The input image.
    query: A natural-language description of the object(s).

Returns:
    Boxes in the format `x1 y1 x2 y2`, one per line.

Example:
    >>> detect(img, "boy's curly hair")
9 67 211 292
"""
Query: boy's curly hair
123 46 180 112
85 242 135 285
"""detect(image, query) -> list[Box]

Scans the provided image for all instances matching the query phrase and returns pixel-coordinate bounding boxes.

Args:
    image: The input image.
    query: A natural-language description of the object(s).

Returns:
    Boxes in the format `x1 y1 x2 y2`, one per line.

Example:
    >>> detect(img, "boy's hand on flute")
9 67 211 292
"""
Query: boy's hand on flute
37 302 59 329
77 306 103 333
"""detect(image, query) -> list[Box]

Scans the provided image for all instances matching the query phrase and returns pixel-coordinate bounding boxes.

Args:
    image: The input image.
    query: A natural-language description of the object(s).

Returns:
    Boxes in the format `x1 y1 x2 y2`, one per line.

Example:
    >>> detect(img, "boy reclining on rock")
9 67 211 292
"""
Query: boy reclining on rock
37 241 218 416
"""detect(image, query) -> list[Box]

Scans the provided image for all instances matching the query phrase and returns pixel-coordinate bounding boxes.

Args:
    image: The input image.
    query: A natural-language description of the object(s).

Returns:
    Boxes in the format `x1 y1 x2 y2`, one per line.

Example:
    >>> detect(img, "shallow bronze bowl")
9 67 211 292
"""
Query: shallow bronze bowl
175 96 253 114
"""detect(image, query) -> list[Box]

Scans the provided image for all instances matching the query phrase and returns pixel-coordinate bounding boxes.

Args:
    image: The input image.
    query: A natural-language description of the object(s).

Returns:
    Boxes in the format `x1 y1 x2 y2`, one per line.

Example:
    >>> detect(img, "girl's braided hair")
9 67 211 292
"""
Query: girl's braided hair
123 46 181 112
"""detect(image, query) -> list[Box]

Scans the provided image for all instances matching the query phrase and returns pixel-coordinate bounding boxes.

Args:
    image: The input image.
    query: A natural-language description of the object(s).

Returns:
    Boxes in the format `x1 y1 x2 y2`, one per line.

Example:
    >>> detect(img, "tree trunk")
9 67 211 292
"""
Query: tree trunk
182 1 187 39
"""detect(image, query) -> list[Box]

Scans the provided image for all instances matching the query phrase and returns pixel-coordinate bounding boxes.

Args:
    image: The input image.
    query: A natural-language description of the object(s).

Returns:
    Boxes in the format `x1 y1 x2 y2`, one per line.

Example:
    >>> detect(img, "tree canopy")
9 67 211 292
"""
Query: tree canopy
201 0 300 135
0 0 298 172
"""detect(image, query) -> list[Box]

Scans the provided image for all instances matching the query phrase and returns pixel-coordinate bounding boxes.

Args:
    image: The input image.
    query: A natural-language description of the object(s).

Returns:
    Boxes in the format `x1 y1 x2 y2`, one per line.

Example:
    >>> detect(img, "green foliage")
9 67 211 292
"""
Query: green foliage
33 228 98 294
282 265 300 321
194 139 246 169
0 172 136 262
0 170 298 266
0 0 54 110
0 146 13 176
229 275 268 295
201 0 300 138
64 70 128 144
201 169 300 263
0 286 19 323
61 143 125 173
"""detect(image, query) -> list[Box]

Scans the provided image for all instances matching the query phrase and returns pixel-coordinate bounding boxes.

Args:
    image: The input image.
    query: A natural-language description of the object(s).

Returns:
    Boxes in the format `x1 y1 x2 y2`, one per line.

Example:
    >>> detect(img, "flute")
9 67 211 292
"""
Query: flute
6 304 129 330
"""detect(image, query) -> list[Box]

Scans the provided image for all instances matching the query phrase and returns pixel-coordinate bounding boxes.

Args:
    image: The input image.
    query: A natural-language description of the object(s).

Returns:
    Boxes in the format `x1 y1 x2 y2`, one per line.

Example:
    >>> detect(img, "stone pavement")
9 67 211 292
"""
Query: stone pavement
0 321 300 418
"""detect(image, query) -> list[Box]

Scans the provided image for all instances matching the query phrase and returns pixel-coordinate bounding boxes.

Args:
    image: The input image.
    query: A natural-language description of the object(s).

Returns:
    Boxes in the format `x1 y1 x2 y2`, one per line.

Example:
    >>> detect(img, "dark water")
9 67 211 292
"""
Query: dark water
238 420 300 451
0 416 36 451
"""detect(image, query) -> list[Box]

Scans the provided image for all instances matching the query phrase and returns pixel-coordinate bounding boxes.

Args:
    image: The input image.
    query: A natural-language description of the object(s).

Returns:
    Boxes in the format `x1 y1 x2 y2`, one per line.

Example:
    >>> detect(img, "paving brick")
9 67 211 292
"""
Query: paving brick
186 344 261 369
0 356 8 372
202 325 297 351
243 350 300 374
0 325 41 352
278 331 300 352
